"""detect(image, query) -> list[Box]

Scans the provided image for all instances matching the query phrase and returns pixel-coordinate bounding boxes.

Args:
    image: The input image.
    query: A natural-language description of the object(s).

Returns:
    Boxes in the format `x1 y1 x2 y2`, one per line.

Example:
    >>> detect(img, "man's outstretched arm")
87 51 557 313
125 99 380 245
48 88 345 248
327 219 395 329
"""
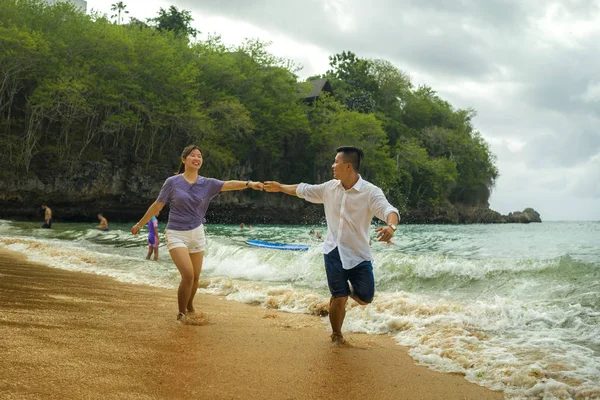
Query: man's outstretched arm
264 181 299 197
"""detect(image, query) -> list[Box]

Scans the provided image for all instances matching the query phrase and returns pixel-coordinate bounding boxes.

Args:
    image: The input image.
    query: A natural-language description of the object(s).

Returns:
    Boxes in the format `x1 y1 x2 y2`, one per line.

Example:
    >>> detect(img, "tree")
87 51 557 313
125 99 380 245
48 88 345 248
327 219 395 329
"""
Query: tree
327 51 378 113
110 1 128 25
147 6 198 39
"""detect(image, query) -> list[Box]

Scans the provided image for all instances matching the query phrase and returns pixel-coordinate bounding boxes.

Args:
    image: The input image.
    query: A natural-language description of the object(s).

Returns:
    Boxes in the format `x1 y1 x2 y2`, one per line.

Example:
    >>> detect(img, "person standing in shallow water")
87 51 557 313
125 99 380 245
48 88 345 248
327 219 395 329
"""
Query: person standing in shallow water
131 145 264 322
41 204 52 229
264 146 399 344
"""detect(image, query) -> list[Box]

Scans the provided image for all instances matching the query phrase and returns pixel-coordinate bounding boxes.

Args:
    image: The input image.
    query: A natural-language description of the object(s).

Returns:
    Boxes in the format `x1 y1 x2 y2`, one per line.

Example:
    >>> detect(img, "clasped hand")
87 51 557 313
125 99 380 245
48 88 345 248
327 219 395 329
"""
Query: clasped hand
248 181 264 191
263 181 280 192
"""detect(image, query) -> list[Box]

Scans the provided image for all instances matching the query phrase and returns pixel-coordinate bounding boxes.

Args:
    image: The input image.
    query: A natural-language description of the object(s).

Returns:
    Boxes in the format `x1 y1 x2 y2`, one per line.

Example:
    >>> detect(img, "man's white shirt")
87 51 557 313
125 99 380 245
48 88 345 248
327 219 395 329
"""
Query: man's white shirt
297 176 399 270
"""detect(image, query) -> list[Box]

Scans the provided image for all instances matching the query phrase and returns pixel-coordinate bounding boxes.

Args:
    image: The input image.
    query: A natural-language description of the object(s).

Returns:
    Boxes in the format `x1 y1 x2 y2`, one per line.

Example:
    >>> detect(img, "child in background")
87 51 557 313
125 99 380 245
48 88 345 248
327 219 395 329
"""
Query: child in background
146 213 160 261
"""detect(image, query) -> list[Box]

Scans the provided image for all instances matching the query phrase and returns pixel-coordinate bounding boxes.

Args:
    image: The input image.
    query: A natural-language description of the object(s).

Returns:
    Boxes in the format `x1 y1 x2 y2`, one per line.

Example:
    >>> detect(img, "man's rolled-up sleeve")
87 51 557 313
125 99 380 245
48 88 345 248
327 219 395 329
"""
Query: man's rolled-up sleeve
297 181 330 204
370 188 400 222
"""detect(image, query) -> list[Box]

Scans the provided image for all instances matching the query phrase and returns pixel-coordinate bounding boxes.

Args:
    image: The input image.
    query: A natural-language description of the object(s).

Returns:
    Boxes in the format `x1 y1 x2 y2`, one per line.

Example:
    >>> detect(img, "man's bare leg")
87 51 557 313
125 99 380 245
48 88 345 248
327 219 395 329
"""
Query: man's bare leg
329 296 348 343
350 293 369 305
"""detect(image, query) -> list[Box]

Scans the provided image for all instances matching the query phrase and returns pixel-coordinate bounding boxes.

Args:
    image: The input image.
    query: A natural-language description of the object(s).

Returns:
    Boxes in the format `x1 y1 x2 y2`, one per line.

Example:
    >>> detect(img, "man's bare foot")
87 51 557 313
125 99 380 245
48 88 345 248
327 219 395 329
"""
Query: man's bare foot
330 332 346 345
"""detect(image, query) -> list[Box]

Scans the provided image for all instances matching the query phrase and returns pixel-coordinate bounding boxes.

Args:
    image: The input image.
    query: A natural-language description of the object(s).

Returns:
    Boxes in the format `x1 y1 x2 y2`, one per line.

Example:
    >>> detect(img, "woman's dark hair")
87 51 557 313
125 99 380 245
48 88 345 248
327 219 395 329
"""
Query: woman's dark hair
336 146 364 172
175 145 202 174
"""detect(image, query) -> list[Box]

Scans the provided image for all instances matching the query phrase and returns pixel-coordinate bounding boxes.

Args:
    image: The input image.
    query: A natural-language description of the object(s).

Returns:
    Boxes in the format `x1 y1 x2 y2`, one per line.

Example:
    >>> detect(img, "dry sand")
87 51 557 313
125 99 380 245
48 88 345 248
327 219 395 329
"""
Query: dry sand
0 247 503 400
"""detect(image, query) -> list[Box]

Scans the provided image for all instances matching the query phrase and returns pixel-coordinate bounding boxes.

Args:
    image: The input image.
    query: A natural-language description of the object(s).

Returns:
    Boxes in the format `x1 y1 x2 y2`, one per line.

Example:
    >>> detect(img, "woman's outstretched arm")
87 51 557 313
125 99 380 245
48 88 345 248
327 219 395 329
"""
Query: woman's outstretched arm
221 180 264 192
131 202 165 235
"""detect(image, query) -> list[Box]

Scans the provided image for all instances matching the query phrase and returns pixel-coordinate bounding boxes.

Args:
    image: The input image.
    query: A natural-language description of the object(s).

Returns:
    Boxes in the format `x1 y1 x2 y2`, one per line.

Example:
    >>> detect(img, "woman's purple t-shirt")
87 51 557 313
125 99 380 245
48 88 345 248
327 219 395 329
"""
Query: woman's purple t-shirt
156 175 225 231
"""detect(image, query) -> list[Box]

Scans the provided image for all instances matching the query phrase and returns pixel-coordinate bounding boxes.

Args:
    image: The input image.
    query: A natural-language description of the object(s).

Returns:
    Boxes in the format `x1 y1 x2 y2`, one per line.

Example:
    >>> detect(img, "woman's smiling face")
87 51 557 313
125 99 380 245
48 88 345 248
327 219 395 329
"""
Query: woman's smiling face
183 149 203 171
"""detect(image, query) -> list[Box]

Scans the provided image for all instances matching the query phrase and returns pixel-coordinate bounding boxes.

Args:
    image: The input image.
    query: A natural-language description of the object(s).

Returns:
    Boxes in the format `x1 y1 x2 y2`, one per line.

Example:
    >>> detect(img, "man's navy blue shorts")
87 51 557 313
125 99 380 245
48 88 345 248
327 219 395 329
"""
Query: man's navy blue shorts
324 247 374 303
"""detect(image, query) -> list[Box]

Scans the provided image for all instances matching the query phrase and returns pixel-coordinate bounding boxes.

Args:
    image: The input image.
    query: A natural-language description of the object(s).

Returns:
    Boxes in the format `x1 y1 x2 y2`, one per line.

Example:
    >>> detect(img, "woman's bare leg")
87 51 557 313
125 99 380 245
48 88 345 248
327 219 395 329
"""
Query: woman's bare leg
187 251 204 313
169 248 194 316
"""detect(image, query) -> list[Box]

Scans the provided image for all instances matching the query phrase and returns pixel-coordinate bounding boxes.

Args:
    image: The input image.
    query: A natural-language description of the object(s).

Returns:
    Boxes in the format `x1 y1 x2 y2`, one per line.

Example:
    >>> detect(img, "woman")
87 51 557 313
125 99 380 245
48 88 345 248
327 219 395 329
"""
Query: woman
131 145 263 322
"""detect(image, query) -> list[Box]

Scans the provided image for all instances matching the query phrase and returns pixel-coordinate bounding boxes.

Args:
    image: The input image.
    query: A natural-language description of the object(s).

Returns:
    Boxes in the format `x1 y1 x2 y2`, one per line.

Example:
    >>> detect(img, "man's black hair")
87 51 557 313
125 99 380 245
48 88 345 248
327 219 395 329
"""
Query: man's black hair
336 146 364 172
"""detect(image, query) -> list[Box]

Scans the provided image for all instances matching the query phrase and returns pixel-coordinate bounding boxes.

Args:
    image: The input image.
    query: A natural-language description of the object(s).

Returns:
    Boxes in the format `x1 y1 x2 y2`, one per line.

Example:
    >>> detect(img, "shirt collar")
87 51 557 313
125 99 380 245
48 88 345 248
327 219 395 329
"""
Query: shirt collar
337 175 364 192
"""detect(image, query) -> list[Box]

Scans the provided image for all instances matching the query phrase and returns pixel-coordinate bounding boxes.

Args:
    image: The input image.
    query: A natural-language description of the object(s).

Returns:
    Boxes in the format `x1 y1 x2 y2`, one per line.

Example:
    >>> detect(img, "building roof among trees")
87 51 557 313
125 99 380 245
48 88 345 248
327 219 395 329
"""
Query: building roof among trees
301 78 333 101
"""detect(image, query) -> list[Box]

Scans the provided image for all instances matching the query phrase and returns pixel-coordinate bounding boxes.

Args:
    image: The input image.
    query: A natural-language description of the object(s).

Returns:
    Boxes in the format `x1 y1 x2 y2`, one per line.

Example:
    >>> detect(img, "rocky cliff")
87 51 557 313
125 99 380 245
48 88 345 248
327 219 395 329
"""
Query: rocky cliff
0 162 541 224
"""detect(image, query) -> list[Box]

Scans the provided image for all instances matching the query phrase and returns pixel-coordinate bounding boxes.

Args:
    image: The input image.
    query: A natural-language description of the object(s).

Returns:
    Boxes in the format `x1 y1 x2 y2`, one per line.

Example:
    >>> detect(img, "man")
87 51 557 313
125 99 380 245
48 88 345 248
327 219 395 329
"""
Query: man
96 213 109 231
264 146 399 344
41 204 52 229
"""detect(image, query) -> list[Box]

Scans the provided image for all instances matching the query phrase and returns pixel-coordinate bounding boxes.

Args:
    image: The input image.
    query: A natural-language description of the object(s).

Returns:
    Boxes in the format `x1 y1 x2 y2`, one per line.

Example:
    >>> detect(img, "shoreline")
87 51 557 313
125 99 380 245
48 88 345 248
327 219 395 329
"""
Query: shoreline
0 246 503 399
0 201 541 225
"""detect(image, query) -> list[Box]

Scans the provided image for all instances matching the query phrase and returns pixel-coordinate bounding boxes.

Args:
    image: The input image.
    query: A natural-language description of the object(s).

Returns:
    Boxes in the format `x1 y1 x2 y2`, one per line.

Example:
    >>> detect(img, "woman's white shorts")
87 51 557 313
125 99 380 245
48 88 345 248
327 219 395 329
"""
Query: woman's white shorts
164 225 206 253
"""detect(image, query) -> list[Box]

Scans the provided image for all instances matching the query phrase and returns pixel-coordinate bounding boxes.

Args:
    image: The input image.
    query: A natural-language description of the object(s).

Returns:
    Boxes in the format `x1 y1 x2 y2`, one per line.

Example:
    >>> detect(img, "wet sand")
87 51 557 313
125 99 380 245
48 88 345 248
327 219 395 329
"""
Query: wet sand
0 247 503 400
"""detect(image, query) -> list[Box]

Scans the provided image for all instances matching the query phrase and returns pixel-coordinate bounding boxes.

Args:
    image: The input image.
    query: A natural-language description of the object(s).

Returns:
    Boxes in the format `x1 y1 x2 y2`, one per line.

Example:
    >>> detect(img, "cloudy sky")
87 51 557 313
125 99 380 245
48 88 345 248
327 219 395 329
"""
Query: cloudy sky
85 0 600 220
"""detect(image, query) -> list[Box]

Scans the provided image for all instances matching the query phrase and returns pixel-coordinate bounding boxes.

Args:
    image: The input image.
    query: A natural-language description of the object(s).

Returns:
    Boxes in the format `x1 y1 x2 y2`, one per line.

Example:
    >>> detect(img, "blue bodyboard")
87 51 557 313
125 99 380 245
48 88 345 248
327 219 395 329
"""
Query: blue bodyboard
246 239 309 251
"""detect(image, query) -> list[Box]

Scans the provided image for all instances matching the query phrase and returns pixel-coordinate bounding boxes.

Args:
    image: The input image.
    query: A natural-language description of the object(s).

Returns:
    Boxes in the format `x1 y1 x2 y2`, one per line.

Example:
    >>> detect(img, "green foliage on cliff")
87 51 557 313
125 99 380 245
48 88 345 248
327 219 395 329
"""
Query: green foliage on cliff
0 0 498 212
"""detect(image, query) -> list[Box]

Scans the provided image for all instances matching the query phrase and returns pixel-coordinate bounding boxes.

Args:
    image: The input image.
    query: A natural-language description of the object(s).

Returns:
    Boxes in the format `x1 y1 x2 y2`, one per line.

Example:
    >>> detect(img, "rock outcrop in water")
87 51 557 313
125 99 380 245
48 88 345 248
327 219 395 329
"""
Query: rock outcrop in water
505 208 542 223
399 204 541 224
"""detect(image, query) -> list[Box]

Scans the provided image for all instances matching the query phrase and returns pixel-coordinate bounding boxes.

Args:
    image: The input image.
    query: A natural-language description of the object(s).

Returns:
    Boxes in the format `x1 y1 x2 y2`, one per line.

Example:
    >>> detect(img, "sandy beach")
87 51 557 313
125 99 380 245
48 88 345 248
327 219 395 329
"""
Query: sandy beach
0 246 503 400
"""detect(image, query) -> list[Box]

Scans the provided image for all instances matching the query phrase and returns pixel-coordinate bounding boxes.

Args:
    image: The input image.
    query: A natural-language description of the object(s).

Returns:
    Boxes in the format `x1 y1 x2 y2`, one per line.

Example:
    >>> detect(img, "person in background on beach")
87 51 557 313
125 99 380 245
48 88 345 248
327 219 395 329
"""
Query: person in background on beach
131 145 264 323
146 212 160 261
96 213 109 231
41 204 52 229
264 146 399 344
240 223 245 230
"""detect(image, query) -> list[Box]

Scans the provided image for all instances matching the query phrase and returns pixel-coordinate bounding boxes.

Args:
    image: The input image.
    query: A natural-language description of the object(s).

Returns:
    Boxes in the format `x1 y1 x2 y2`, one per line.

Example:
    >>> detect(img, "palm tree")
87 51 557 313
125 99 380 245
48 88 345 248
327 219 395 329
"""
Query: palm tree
110 2 129 25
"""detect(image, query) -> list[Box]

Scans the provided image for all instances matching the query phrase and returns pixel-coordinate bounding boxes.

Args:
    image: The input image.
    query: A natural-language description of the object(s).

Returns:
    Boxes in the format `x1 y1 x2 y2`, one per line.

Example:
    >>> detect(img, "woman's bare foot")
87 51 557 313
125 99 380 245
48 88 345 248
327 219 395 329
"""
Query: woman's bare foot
183 312 209 325
188 311 206 319
176 311 209 325
330 332 346 345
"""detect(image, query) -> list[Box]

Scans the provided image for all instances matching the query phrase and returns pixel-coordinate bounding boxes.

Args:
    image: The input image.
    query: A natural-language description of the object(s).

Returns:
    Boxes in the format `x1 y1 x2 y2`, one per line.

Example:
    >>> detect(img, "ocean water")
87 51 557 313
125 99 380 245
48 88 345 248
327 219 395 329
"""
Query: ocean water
1 219 599 400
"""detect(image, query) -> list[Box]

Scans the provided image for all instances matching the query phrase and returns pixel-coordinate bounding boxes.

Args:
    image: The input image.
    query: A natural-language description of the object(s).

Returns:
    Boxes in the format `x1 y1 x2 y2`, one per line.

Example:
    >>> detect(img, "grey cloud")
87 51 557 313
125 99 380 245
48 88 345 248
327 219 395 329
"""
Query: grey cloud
540 176 569 192
522 44 600 115
522 123 600 168
184 0 522 78
570 155 600 198
181 0 330 38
